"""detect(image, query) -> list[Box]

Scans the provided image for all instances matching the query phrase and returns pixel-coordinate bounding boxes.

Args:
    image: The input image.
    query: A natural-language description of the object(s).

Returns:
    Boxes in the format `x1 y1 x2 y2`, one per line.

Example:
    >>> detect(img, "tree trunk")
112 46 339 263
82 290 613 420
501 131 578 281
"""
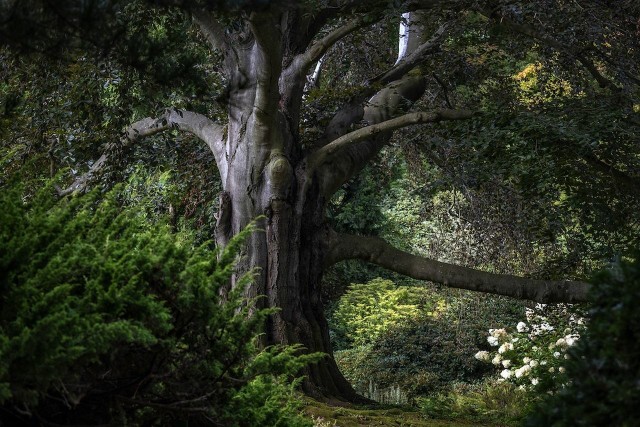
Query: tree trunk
215 97 362 400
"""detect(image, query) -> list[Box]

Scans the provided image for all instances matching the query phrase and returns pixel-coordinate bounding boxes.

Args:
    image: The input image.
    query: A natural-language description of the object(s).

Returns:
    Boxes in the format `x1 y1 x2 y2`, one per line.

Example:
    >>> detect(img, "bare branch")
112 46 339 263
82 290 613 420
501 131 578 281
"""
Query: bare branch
289 15 379 80
315 23 449 146
59 108 226 196
366 22 448 87
248 11 282 124
326 233 590 303
309 109 474 170
191 9 231 54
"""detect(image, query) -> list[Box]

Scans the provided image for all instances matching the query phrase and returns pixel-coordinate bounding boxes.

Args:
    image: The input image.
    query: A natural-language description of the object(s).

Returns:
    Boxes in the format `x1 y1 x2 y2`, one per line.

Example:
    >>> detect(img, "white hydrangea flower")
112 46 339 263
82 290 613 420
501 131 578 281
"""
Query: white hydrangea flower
531 378 539 386
523 357 531 364
565 336 576 346
529 359 539 368
553 351 561 358
474 351 490 362
549 367 555 373
540 322 554 332
514 365 531 378
517 322 529 333
559 367 566 373
498 342 514 354
488 336 499 346
532 346 538 351
541 360 547 366
500 369 512 379
491 328 507 338
502 359 512 368
492 354 502 366
556 338 567 348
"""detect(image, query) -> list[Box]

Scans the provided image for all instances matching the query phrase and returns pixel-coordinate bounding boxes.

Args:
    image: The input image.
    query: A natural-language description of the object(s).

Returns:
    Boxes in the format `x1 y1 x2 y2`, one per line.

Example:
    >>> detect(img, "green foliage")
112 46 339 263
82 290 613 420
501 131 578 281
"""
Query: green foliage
329 278 435 349
527 256 640 426
330 280 521 399
0 179 315 426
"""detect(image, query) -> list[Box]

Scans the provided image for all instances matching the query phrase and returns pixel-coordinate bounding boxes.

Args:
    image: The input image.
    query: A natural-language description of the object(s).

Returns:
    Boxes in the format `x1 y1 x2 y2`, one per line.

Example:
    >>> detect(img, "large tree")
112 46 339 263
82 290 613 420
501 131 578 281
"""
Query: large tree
10 0 639 401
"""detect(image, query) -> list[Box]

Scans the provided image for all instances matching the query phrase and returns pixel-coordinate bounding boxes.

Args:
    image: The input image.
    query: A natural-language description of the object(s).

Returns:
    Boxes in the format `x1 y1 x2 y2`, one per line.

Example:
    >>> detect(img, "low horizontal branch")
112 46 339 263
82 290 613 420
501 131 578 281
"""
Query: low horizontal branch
326 233 590 303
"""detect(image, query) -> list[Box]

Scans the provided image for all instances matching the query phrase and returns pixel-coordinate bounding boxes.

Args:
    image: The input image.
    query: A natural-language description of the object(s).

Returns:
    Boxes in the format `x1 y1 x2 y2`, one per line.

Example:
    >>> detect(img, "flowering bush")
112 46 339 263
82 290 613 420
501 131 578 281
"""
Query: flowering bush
475 304 584 392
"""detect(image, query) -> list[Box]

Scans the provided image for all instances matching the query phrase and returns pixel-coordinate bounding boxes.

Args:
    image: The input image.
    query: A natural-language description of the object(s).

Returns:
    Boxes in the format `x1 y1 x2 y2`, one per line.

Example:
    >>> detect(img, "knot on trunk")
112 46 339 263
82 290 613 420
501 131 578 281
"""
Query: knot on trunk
266 153 293 199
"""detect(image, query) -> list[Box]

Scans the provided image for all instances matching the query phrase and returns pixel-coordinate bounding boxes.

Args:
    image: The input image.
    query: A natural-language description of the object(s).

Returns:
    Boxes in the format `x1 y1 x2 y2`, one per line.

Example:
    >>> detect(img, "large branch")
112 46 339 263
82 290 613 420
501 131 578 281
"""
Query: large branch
326 233 590 303
317 23 449 146
248 11 282 125
191 9 232 54
366 22 448 87
59 108 226 196
309 109 474 170
286 14 379 82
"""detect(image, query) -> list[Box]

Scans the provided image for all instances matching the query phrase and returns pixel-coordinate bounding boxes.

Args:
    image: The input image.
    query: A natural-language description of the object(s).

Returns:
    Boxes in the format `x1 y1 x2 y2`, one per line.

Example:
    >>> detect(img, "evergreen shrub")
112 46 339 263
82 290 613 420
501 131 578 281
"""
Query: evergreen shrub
0 180 316 426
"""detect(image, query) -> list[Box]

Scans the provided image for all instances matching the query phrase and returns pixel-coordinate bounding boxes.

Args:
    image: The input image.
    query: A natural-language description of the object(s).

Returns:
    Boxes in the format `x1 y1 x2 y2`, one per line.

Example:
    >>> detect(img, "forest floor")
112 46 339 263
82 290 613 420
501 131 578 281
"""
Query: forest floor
304 399 500 427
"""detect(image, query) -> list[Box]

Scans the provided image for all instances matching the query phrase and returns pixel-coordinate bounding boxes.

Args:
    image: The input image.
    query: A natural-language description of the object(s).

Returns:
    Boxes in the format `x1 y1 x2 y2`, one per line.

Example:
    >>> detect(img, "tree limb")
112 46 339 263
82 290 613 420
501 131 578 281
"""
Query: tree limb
326 233 590 303
316 23 449 146
59 108 226 196
248 10 282 125
191 9 232 54
309 109 474 170
288 15 379 81
366 22 448 87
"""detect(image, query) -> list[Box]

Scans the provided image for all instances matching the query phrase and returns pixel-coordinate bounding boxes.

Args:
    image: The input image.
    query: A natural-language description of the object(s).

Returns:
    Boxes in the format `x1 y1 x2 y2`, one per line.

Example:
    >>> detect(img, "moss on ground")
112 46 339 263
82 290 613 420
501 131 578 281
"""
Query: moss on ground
303 399 497 427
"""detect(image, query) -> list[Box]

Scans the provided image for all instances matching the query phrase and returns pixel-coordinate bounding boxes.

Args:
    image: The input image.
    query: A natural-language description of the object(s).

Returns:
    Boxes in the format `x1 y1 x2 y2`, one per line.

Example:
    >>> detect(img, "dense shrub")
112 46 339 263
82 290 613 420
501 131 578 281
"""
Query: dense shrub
419 381 532 425
335 317 488 400
474 304 586 393
527 256 640 426
330 278 521 400
328 278 437 350
0 180 316 426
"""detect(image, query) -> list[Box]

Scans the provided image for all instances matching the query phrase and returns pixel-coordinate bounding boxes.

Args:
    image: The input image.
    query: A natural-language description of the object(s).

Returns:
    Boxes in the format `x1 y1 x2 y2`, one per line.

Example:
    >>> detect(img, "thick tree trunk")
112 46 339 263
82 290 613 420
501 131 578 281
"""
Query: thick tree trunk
219 168 361 401
214 87 361 400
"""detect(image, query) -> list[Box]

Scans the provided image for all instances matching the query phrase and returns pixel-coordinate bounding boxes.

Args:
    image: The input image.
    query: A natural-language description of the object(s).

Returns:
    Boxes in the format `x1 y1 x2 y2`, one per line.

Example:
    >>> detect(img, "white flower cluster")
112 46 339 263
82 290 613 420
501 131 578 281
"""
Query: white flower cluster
487 328 507 347
474 350 490 362
475 310 584 391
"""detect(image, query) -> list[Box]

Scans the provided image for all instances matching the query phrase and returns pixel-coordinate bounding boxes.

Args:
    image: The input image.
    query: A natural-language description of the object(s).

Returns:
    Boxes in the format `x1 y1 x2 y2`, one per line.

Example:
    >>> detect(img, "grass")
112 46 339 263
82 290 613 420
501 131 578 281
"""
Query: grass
304 399 498 427
303 381 532 426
